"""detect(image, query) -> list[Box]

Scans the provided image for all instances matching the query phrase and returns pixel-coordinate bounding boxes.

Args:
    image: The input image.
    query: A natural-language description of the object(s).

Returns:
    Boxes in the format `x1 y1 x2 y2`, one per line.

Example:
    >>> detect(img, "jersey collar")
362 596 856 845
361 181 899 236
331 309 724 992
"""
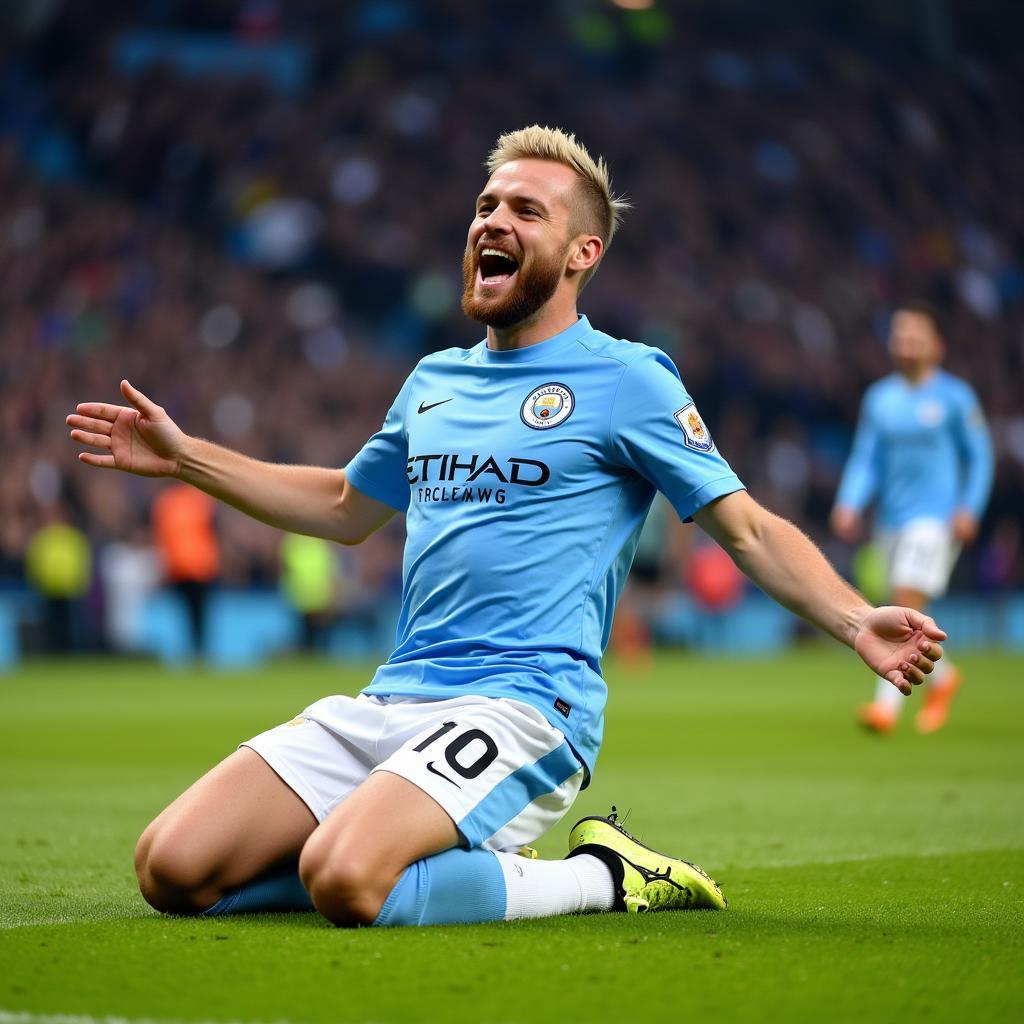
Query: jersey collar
477 315 592 364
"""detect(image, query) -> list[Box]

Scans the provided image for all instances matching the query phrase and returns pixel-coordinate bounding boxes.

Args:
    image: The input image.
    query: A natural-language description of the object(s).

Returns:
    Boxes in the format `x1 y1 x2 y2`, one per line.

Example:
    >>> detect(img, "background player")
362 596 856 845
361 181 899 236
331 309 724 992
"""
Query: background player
68 127 947 929
831 302 993 734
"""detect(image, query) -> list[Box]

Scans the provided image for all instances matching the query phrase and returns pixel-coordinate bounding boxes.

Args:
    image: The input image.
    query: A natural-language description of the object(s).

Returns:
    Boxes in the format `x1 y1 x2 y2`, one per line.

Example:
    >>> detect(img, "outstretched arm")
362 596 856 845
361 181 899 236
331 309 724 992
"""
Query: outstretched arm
831 392 880 543
693 490 946 695
68 380 395 545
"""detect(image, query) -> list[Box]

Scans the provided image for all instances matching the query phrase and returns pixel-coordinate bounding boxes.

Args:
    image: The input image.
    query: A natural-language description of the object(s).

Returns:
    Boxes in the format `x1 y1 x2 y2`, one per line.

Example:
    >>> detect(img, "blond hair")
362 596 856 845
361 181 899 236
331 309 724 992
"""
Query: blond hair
486 125 629 290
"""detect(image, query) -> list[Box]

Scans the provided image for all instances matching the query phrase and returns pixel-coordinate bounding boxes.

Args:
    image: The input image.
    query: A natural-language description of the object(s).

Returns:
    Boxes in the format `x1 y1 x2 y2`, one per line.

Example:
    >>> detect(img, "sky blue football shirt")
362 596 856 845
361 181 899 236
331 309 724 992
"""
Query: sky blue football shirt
836 368 994 529
345 316 744 779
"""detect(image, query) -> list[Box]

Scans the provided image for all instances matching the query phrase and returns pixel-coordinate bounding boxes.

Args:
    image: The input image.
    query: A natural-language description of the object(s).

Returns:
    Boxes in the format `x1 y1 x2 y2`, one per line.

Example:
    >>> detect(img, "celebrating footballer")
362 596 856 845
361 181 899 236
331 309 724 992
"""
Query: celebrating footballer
68 126 947 927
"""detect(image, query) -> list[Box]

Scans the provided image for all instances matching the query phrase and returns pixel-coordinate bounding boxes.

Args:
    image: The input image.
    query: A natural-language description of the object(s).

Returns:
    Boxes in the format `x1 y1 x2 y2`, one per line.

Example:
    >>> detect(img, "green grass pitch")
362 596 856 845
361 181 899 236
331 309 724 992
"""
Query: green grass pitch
1 647 1022 1024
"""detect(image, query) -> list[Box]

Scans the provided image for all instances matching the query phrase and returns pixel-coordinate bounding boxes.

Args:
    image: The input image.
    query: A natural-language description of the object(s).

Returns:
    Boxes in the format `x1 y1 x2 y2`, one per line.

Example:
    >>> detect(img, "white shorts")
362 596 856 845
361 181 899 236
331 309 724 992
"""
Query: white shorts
242 693 584 851
878 517 960 599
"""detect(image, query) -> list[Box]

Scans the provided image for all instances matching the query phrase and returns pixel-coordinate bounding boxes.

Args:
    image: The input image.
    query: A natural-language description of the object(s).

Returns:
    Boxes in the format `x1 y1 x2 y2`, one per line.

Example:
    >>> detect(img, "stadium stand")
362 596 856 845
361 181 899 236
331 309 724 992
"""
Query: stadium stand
1 0 1021 658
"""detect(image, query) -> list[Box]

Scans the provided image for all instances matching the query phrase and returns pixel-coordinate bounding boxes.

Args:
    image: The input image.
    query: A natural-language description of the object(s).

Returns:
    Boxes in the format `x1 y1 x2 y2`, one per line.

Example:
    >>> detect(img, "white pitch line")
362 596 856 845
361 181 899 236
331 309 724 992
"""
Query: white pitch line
0 920 75 931
0 1012 299 1024
0 913 153 931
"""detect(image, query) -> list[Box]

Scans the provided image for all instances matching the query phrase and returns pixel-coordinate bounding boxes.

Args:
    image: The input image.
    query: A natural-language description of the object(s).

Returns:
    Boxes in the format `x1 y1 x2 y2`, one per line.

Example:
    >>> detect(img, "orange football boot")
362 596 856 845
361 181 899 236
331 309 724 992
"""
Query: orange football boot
915 669 962 734
857 702 898 733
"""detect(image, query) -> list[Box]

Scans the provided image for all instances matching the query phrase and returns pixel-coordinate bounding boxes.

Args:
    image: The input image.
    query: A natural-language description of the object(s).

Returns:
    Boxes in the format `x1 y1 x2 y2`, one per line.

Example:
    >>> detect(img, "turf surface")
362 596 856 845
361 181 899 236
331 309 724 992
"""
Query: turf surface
1 648 1021 1023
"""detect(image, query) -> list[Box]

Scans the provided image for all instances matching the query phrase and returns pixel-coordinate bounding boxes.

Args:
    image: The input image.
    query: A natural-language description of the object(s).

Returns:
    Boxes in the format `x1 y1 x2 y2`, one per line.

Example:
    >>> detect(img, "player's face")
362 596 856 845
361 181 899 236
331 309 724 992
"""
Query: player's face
889 311 942 379
462 159 577 329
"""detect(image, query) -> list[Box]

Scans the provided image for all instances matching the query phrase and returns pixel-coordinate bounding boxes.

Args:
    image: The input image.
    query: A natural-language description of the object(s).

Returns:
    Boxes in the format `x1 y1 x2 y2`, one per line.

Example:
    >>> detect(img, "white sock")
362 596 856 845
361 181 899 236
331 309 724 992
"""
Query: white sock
874 675 908 710
494 852 615 920
929 659 953 688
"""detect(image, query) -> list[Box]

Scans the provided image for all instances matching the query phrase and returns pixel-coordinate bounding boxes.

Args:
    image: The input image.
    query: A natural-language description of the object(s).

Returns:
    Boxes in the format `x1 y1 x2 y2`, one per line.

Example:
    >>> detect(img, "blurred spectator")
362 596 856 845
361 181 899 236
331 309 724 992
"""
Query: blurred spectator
685 541 746 613
98 520 161 653
152 484 220 657
279 532 339 652
24 507 91 652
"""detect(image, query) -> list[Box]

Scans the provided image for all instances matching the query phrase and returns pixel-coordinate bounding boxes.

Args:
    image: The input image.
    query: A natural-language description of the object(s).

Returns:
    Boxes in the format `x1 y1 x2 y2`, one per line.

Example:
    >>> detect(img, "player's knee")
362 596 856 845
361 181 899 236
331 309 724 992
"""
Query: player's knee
299 843 390 927
135 828 212 915
133 824 156 882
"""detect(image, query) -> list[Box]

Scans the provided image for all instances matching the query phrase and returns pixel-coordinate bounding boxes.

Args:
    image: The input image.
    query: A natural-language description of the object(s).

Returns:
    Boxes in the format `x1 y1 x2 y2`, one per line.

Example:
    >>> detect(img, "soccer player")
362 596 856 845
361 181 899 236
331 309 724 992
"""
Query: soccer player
69 127 947 927
831 302 993 734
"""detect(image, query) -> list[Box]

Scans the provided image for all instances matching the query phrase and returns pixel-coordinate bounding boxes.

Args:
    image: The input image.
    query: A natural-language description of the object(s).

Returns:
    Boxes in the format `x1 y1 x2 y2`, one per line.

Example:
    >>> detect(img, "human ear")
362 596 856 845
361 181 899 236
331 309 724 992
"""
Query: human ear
568 235 603 272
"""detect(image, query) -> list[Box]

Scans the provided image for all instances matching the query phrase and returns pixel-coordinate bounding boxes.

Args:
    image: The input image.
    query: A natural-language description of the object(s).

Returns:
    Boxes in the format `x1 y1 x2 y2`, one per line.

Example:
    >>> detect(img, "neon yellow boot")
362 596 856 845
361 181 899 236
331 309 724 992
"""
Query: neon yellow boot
566 807 727 913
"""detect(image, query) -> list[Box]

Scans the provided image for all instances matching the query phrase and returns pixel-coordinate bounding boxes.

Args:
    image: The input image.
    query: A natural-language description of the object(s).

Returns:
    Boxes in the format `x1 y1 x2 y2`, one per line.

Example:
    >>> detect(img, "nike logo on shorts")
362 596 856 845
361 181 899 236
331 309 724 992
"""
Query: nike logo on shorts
426 761 461 787
417 399 452 414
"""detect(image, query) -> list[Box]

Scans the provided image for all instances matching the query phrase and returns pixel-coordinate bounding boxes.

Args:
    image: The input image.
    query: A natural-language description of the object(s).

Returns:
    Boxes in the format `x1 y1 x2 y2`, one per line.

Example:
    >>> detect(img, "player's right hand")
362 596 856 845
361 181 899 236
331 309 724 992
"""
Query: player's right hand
68 380 185 478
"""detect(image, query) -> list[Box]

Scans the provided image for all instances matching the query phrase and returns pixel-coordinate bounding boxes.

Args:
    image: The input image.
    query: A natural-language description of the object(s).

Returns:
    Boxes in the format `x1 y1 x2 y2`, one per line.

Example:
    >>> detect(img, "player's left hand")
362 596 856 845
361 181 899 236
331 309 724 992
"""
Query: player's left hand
853 606 947 695
952 510 980 545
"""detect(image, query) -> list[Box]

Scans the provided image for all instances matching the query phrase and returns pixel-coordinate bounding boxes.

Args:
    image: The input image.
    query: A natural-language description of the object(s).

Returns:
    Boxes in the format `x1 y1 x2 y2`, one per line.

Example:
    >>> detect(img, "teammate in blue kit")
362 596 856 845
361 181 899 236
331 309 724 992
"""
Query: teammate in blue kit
69 126 947 927
832 303 993 734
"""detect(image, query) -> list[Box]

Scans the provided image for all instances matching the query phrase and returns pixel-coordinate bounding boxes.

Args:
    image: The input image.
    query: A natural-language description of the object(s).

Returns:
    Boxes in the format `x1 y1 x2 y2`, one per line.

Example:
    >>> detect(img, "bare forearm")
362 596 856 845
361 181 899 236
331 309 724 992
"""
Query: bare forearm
70 381 392 543
177 436 353 542
696 494 871 648
730 512 870 647
694 494 947 690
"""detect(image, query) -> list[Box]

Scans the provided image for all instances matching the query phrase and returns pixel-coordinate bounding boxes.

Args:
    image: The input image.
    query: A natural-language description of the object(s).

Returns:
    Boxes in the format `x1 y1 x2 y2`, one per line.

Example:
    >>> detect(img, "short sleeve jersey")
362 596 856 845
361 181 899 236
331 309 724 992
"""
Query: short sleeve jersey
346 316 744 778
836 369 994 529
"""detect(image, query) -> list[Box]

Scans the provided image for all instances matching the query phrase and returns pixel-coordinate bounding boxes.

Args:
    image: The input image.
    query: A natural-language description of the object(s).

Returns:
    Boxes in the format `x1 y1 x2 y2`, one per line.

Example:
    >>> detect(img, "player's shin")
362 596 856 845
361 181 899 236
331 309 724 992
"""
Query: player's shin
372 848 614 927
373 848 505 926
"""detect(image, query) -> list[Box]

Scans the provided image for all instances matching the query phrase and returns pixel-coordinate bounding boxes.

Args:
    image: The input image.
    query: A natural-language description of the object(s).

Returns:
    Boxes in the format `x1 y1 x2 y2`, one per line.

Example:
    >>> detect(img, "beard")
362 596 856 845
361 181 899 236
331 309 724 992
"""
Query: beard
461 242 569 329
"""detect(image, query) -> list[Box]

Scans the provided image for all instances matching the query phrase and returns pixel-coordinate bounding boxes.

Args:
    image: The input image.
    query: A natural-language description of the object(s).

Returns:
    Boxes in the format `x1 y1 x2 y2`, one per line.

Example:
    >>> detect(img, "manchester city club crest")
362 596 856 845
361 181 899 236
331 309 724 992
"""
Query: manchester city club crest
673 402 715 452
521 382 575 430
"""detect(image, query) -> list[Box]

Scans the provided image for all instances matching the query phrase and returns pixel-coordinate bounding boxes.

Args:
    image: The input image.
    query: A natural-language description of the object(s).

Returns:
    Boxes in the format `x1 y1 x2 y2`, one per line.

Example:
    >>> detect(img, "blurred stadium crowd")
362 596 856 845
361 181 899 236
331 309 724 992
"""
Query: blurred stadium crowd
1 0 1022 653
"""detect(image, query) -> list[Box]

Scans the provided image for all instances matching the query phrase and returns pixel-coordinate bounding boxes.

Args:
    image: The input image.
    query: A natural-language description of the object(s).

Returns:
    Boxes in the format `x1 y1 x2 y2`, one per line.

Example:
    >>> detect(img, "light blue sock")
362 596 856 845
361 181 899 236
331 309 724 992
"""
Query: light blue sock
202 866 313 916
373 848 506 927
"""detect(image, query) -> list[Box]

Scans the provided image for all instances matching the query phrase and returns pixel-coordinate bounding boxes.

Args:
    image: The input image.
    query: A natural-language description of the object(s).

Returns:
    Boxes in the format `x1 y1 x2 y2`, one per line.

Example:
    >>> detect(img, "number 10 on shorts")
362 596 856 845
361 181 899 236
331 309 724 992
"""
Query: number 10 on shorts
413 721 499 784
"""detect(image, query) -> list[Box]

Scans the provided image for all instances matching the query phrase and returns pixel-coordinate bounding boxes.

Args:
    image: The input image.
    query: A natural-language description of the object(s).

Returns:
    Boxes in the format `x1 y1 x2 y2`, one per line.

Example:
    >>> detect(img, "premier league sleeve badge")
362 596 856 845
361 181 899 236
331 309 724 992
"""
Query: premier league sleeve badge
673 402 715 452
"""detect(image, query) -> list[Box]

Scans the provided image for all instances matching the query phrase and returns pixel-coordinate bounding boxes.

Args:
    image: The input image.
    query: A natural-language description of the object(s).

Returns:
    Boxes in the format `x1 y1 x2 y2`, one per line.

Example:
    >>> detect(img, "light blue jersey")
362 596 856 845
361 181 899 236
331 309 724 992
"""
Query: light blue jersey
836 369 993 529
346 316 743 779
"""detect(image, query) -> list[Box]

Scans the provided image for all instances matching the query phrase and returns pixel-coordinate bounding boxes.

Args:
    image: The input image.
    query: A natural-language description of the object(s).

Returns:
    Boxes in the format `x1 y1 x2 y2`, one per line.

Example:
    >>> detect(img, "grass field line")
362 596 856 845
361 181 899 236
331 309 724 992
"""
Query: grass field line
0 916 141 932
0 1012 307 1024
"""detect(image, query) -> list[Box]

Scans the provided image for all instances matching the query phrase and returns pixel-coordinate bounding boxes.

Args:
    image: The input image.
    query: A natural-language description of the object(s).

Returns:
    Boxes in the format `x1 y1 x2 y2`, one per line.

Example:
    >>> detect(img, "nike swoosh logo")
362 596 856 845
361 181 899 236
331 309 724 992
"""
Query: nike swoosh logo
425 761 461 788
418 399 453 414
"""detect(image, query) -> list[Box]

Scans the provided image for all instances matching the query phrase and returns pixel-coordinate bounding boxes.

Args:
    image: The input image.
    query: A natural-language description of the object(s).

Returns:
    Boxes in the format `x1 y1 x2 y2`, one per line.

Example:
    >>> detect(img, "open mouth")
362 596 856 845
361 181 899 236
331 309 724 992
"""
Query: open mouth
478 247 520 286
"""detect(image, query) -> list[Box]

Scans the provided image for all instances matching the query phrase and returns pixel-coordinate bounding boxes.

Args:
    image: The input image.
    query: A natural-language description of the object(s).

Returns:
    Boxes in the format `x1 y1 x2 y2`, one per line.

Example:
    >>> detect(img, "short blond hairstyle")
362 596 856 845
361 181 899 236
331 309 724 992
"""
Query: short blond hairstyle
486 125 629 290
